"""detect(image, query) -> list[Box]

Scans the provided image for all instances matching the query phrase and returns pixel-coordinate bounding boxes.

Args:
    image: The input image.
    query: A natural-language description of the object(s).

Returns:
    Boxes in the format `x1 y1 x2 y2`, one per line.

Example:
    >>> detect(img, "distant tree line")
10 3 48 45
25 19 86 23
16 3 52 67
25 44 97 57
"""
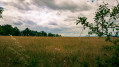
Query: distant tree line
0 24 62 37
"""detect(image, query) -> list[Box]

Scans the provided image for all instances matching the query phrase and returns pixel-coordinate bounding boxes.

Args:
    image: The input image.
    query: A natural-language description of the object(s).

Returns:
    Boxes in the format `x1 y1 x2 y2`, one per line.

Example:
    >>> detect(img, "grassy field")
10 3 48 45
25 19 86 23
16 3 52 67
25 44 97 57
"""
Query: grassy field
0 36 113 67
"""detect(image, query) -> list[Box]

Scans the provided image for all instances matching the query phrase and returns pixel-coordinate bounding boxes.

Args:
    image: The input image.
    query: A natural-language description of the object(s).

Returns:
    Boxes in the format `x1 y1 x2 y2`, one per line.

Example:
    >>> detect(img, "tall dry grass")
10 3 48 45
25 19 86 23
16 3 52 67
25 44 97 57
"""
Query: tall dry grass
0 36 113 67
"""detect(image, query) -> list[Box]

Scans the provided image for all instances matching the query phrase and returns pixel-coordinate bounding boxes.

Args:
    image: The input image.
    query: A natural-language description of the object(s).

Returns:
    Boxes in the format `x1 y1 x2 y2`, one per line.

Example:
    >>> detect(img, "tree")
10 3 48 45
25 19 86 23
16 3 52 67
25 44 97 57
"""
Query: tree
1 24 14 35
48 33 55 37
55 34 62 37
13 27 21 36
76 3 119 66
76 4 119 42
40 31 47 36
0 25 3 35
0 7 3 18
30 30 38 36
22 28 31 36
0 7 3 35
36 32 41 36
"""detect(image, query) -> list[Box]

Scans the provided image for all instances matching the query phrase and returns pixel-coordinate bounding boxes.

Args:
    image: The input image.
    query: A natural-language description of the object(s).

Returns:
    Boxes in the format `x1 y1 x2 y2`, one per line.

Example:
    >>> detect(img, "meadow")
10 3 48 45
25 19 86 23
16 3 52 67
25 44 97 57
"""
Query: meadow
0 36 113 67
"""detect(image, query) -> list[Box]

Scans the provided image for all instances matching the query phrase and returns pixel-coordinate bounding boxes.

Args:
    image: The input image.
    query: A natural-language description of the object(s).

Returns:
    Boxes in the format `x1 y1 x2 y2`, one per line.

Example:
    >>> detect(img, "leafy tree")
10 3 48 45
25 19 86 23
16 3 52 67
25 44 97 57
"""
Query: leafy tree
1 24 14 35
13 27 21 36
36 32 42 36
40 31 47 36
0 7 3 18
0 25 3 35
76 4 119 42
55 34 62 37
76 3 119 67
0 7 3 35
22 28 31 36
30 30 38 36
48 33 55 37
47 33 62 37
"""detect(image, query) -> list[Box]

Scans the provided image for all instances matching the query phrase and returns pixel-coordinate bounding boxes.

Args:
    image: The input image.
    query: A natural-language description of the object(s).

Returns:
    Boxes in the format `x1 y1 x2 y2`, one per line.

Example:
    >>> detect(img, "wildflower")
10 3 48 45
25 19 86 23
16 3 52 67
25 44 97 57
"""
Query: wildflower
64 60 66 63
55 48 60 51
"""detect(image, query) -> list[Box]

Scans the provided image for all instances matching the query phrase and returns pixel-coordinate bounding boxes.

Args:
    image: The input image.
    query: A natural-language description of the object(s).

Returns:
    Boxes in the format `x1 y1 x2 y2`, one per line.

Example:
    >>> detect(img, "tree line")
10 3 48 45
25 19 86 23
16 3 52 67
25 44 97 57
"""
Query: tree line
0 24 62 37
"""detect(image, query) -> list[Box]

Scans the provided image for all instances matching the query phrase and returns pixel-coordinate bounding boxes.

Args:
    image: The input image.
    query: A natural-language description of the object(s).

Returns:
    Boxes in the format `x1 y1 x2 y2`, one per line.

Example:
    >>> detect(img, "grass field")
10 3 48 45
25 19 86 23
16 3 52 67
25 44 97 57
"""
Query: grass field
0 36 113 67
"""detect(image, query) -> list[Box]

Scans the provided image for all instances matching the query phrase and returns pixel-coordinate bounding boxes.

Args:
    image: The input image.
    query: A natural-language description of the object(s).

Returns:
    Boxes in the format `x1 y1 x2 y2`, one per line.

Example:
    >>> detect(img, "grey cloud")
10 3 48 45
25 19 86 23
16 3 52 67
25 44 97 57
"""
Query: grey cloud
33 0 79 12
12 3 31 10
48 22 58 25
2 0 92 12
20 20 38 29
64 16 77 21
33 0 93 13
15 0 33 10
1 0 33 11
79 5 92 11
32 24 70 33
13 22 23 25
25 20 36 25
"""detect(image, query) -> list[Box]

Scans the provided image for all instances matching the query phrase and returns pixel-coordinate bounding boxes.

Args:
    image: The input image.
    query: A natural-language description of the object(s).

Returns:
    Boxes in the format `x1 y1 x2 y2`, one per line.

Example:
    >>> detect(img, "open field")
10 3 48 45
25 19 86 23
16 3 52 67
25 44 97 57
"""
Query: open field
0 36 113 67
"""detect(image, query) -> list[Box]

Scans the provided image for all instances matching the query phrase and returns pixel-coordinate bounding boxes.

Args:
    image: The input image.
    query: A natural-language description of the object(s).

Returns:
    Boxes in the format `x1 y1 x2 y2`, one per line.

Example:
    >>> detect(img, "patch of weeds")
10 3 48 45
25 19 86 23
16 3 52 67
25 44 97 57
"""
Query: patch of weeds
96 57 104 67
113 39 119 45
80 61 89 67
10 58 20 65
102 45 114 51
28 57 39 67
99 44 119 67
10 57 25 66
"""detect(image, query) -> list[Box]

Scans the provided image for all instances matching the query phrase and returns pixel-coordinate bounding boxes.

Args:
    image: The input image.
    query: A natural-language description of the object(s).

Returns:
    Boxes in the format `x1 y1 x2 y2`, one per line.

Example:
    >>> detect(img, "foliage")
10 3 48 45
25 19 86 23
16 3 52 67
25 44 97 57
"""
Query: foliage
0 7 3 18
76 3 119 67
0 24 62 37
13 27 21 36
48 33 61 37
76 4 119 40
1 24 15 35
40 31 47 36
28 57 39 67
48 33 55 37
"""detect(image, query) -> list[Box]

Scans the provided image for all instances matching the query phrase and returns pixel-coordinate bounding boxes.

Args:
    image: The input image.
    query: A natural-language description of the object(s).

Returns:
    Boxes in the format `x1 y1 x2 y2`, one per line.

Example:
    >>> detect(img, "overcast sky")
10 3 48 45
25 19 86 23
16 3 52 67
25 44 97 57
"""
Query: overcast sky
0 0 118 36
